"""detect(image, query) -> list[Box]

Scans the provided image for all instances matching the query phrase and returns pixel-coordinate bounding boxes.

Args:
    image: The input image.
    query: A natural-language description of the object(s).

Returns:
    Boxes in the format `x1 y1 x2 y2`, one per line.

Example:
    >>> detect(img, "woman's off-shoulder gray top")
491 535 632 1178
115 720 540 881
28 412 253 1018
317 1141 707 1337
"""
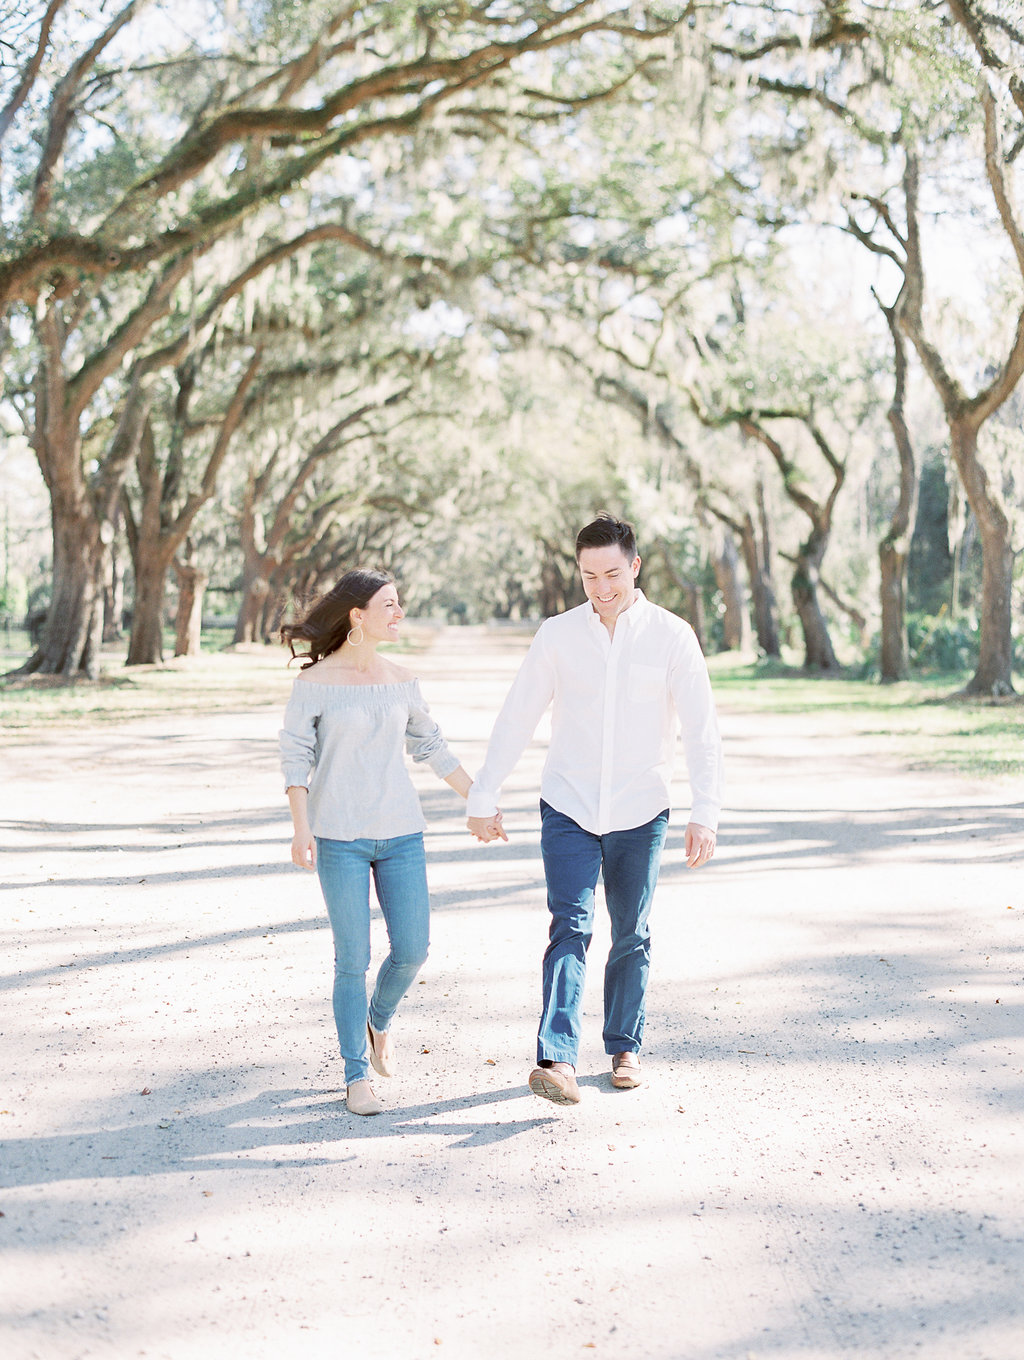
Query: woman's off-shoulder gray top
279 677 460 840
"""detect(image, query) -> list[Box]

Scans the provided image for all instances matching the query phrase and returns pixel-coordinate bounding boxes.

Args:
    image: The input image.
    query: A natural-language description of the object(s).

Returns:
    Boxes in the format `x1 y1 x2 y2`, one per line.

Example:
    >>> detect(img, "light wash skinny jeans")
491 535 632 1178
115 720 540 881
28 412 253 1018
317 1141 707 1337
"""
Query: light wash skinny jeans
315 832 430 1085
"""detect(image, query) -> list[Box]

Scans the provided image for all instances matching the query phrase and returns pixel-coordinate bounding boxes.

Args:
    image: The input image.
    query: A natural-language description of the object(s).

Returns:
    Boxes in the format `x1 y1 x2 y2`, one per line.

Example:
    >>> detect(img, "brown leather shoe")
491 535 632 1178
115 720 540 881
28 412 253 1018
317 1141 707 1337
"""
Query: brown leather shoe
367 1020 394 1078
610 1052 642 1089
529 1064 581 1105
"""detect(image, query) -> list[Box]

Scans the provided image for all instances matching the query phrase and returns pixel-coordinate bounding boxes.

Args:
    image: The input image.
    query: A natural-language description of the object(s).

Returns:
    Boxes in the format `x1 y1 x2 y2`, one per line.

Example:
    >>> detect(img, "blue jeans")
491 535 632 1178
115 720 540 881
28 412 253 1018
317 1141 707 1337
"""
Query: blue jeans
537 800 669 1066
316 833 430 1084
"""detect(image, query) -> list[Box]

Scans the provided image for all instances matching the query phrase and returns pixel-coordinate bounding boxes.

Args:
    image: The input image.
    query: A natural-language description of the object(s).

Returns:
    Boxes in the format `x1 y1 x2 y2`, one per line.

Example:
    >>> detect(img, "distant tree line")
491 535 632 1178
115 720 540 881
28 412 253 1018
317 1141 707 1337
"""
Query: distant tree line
1 1 1021 693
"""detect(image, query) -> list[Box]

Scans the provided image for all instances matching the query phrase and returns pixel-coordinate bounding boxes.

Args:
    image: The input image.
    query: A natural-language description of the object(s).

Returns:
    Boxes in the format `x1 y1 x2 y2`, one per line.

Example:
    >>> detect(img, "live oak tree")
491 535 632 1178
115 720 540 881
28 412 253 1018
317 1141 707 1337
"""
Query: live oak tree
230 378 424 645
1 0 684 676
708 0 1024 692
465 40 816 655
874 283 919 682
116 202 462 663
849 109 1024 697
9 0 1020 683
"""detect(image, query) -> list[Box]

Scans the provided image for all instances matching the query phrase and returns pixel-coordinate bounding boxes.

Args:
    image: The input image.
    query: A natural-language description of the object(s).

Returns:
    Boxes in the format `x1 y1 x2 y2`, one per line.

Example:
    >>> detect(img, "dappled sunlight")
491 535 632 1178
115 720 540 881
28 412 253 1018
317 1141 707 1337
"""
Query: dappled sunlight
6 0 1024 1348
4 632 1024 1359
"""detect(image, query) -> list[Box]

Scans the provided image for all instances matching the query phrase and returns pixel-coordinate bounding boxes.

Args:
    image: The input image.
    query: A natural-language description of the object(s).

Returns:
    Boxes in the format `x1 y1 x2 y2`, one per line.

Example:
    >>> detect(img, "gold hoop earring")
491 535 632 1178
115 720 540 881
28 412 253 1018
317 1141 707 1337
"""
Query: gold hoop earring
347 623 364 647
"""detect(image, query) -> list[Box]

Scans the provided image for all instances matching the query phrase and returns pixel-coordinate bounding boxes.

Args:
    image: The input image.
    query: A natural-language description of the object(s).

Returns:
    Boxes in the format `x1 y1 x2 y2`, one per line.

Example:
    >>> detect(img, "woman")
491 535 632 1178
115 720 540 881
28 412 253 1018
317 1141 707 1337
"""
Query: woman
279 569 503 1116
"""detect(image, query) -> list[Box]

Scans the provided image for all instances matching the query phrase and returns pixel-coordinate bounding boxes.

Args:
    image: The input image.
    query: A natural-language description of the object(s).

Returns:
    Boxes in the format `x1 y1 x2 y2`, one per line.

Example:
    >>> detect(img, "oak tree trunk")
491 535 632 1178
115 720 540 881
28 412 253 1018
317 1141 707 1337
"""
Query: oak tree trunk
896 149 1017 694
950 422 1016 695
969 533 1016 695
878 292 919 682
126 537 174 665
16 479 105 679
737 506 780 657
709 526 751 651
173 555 208 657
103 530 126 643
655 538 708 651
258 586 287 646
537 547 578 619
735 417 843 670
878 543 910 680
791 549 839 671
234 574 271 644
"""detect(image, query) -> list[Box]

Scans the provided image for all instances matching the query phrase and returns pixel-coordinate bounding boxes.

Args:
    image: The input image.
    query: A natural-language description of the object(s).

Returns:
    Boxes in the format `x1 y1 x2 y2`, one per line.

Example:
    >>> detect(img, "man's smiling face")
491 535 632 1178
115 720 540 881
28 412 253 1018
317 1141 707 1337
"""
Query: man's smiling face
578 543 641 623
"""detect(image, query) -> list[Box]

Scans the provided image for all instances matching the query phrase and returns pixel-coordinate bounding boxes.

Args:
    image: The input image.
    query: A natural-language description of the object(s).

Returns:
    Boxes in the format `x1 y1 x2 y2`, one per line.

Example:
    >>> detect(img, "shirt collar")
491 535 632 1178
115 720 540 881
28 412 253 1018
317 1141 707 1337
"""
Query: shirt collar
585 589 648 628
620 589 648 627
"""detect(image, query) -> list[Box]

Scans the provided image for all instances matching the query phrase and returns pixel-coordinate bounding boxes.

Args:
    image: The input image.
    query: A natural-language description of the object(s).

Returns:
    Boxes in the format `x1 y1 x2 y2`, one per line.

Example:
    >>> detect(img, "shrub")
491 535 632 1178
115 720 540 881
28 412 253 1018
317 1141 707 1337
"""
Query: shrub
907 612 978 672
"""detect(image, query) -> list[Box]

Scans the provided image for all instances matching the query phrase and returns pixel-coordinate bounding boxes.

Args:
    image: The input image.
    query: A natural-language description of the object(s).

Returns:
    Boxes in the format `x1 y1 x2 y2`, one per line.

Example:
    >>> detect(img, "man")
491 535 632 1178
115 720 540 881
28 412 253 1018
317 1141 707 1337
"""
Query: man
467 514 722 1105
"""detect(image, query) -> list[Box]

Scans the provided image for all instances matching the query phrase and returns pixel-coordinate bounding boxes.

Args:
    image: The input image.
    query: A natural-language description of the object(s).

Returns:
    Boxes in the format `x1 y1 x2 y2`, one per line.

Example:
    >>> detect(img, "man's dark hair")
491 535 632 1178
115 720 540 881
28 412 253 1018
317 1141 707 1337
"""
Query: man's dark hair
575 513 638 562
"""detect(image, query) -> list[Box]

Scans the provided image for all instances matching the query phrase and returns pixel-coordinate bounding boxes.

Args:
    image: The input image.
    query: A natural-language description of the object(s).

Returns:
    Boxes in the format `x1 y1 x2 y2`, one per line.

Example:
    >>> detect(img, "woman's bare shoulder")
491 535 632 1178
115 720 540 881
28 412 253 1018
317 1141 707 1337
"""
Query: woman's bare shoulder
295 656 333 681
381 657 416 683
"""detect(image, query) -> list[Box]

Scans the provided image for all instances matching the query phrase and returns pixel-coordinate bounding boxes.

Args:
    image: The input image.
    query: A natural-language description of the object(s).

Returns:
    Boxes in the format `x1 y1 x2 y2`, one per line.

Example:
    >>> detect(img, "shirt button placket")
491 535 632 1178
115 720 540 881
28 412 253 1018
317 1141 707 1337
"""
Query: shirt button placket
599 644 618 832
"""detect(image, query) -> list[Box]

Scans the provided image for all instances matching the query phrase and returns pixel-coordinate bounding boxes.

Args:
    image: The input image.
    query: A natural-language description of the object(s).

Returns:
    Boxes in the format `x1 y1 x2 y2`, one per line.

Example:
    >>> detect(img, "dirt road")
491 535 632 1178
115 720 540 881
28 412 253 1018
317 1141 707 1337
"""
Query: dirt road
2 628 1022 1360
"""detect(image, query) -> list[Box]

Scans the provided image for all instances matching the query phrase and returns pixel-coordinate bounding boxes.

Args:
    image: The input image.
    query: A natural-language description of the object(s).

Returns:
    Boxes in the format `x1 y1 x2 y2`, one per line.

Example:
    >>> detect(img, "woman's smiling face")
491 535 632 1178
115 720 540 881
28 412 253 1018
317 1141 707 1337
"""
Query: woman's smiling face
353 583 404 643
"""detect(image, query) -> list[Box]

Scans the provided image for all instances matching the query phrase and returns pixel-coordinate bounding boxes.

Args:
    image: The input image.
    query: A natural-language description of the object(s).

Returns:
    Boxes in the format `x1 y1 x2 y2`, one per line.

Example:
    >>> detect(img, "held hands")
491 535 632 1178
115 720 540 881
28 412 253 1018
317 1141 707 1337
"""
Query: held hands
467 811 508 844
684 821 716 869
468 813 710 859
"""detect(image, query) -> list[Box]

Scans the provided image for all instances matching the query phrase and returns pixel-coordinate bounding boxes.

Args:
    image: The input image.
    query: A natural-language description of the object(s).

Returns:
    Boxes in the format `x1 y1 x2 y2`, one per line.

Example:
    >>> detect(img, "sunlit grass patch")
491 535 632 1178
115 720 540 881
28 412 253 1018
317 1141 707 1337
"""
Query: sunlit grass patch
706 653 966 711
707 653 1024 779
901 715 1024 778
1 646 294 728
3 633 1021 781
0 625 434 730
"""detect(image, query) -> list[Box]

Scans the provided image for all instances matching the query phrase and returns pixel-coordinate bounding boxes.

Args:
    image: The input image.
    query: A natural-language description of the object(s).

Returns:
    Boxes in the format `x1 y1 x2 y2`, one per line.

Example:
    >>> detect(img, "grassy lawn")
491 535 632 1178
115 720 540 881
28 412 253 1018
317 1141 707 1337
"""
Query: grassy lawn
3 629 1021 780
0 633 294 727
708 653 1024 780
0 626 434 730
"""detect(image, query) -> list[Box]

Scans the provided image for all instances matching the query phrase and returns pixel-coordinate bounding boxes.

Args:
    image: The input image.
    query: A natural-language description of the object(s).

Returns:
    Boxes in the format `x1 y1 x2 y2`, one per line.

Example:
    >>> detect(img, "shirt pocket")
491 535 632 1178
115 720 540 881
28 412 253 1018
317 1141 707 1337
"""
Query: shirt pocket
627 663 666 703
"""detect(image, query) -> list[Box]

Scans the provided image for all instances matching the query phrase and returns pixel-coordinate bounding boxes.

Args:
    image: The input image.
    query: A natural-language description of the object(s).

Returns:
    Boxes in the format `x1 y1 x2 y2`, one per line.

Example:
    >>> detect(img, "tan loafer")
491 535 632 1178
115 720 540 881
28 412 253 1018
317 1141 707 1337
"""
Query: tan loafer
610 1052 642 1089
367 1020 394 1078
346 1079 383 1116
528 1064 581 1105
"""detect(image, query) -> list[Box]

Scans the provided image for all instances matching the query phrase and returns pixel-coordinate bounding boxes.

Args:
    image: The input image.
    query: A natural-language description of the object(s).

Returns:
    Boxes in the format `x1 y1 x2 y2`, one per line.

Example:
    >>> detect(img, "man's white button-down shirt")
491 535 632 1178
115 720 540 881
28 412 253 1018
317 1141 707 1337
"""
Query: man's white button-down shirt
466 592 723 835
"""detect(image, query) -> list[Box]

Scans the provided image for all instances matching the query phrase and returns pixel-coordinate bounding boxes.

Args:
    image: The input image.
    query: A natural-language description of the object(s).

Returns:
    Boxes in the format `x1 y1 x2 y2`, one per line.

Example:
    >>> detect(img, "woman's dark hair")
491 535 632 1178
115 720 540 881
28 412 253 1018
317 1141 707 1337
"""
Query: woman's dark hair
280 569 394 667
575 513 637 562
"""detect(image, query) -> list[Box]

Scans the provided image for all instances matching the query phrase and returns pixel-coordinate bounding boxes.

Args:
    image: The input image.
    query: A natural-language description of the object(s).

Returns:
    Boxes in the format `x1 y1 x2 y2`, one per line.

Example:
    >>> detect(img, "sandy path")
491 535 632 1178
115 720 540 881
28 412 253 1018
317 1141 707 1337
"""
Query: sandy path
2 627 1022 1360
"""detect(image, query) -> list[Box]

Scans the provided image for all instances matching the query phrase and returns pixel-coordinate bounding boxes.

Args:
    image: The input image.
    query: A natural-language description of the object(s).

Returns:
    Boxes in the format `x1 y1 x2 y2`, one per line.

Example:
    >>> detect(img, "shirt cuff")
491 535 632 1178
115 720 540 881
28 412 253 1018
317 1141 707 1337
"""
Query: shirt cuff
688 802 720 833
466 787 499 819
429 751 461 780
